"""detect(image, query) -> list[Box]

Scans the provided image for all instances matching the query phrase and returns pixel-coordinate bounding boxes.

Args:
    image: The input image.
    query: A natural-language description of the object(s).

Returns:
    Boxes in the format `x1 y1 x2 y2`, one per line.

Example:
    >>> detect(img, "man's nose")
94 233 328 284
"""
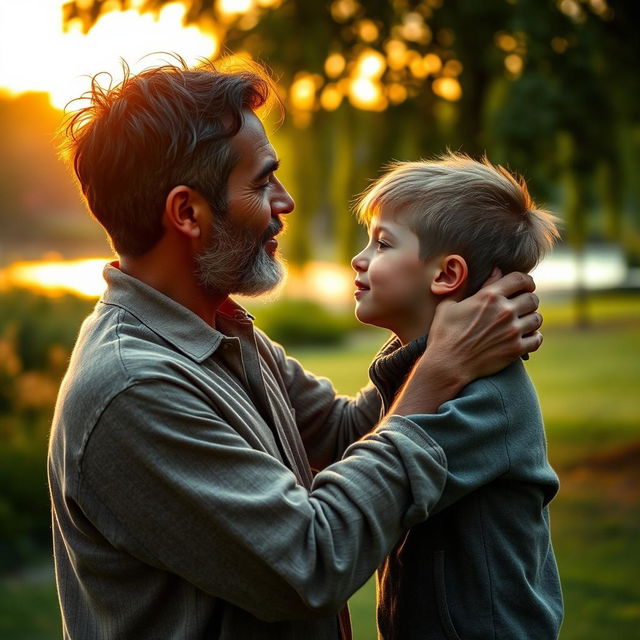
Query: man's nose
272 180 294 215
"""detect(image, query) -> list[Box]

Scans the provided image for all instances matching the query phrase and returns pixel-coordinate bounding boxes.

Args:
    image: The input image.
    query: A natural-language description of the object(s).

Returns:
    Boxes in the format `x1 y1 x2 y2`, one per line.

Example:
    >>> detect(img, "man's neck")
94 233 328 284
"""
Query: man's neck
118 252 226 327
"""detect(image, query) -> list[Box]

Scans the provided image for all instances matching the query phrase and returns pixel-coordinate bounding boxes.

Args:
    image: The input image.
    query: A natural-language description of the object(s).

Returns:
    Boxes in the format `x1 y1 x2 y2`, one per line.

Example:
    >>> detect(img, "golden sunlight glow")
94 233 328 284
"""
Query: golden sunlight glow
219 0 254 17
349 77 386 111
0 1 218 110
356 49 386 79
324 53 346 78
3 258 110 298
432 77 462 101
285 261 354 306
409 56 432 79
504 54 523 75
320 84 344 111
387 83 407 104
290 74 321 111
357 19 379 43
442 59 463 77
385 39 408 71
496 33 518 52
330 0 360 23
558 0 583 20
423 53 442 75
400 12 431 44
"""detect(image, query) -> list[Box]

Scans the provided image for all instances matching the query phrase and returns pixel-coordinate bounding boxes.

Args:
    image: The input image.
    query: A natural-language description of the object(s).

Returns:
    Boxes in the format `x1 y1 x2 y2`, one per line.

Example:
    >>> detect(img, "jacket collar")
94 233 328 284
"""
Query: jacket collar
100 262 252 363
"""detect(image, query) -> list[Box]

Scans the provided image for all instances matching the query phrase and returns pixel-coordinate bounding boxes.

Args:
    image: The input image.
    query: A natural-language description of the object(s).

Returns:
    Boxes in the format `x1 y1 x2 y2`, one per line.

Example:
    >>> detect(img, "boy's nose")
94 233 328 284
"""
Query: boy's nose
351 250 368 272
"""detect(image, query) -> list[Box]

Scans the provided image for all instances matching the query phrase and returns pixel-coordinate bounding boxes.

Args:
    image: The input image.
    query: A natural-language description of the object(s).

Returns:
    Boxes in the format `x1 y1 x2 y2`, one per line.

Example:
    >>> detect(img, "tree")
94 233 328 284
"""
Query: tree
63 0 639 285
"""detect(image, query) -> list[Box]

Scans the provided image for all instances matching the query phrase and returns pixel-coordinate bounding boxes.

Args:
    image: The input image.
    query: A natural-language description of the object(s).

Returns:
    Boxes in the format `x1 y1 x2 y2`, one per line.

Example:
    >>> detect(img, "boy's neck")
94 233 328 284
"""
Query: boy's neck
395 312 435 346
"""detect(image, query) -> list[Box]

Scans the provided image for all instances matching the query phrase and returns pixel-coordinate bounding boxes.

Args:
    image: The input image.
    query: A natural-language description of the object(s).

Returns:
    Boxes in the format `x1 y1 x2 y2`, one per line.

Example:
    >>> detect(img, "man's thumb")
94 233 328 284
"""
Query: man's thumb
481 267 503 288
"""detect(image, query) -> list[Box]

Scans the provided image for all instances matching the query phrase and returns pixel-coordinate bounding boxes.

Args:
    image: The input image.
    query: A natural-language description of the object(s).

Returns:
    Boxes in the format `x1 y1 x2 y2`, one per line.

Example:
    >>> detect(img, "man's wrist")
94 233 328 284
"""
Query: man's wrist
390 354 466 416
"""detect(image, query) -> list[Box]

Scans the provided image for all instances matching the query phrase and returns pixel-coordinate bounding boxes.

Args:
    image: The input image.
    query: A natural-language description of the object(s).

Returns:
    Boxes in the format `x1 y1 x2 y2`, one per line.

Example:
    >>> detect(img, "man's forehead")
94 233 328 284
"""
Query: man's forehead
231 111 277 165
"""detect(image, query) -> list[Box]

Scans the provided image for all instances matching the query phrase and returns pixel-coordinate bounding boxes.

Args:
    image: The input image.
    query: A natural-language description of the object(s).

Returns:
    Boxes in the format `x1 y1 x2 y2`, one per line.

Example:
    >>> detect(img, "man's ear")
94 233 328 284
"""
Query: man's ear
164 185 211 240
430 254 469 297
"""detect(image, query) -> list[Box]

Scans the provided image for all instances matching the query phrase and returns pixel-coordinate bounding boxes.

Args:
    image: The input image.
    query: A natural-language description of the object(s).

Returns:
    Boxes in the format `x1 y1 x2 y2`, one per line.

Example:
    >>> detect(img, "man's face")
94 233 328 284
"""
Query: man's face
195 111 294 297
351 208 440 344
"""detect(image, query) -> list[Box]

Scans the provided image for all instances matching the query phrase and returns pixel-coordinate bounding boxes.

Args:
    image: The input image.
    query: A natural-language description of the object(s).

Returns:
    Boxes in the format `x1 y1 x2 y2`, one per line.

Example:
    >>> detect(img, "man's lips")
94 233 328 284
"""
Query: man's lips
262 218 284 255
264 237 278 254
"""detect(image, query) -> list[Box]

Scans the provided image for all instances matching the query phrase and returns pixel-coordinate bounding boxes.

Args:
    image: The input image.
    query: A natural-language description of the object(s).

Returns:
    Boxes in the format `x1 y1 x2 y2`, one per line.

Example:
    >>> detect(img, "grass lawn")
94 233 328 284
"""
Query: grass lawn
1 292 638 639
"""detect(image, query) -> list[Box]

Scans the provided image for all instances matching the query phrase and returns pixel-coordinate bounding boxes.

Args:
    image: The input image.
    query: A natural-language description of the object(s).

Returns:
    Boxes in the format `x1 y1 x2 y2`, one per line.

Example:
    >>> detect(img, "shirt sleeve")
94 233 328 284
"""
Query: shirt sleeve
403 375 511 514
256 331 383 470
79 379 446 622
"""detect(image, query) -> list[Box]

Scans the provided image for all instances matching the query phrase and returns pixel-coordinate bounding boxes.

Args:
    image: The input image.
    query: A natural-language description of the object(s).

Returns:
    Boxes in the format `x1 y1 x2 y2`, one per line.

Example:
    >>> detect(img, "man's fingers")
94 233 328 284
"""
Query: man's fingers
512 291 540 318
521 331 543 355
518 311 543 336
481 267 503 288
485 272 536 298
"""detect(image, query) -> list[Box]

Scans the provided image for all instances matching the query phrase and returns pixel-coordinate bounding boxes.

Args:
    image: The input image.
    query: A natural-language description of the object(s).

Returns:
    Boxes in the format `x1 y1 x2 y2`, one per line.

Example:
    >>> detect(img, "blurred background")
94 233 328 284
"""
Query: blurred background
0 1 638 638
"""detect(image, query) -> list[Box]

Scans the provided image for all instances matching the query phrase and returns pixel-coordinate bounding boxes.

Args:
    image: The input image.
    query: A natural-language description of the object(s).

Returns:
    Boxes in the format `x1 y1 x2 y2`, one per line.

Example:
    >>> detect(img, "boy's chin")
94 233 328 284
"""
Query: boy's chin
354 308 388 332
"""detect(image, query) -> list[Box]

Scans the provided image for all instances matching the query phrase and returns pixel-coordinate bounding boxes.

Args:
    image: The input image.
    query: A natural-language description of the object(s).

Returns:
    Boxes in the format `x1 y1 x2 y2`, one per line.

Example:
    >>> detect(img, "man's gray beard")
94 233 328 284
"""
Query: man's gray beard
195 216 285 297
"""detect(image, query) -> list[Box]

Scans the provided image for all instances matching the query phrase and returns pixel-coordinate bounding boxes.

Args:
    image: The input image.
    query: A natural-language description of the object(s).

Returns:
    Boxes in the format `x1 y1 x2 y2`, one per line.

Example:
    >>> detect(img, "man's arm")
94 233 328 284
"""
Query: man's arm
391 271 541 416
80 381 447 622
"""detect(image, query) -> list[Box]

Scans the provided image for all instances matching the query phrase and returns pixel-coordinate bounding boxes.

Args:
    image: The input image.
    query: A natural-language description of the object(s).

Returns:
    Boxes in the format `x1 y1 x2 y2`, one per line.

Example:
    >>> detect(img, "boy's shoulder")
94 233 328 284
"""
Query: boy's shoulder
465 358 537 407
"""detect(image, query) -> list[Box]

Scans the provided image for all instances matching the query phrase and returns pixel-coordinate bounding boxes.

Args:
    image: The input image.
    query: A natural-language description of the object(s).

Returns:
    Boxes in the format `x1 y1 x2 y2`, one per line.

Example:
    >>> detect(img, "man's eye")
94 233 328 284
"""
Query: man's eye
258 176 274 191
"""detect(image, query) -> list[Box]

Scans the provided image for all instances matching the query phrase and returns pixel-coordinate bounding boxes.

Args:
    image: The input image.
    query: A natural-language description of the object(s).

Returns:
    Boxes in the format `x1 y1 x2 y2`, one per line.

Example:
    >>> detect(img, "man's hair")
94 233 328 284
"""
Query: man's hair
62 56 277 256
355 151 560 294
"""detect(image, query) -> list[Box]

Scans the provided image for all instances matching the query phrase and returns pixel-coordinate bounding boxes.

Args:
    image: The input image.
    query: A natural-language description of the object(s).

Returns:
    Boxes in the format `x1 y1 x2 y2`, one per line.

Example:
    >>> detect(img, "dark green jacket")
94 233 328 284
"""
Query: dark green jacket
370 337 563 640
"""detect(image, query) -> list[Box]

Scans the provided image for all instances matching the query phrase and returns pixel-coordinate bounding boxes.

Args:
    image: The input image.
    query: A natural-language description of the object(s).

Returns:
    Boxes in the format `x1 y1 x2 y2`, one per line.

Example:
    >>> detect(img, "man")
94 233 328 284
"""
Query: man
49 59 543 639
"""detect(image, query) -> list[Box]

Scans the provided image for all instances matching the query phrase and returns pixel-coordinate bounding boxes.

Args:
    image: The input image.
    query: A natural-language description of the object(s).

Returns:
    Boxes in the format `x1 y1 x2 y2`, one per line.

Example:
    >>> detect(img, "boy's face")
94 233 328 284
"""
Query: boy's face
351 207 441 344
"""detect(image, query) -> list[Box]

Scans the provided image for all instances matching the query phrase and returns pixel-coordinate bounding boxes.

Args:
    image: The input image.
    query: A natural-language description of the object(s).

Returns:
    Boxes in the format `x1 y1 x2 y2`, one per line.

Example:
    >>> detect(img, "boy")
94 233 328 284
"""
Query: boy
352 152 563 639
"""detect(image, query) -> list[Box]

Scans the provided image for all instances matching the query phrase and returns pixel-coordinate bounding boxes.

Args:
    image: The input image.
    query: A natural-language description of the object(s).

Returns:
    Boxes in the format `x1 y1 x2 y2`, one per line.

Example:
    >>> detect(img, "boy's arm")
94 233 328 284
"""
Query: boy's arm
390 271 541 416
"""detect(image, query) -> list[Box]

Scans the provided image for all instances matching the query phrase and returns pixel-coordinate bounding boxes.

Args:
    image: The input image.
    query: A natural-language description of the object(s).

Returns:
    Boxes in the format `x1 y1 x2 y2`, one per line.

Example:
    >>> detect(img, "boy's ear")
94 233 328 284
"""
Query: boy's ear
430 254 468 297
164 185 211 240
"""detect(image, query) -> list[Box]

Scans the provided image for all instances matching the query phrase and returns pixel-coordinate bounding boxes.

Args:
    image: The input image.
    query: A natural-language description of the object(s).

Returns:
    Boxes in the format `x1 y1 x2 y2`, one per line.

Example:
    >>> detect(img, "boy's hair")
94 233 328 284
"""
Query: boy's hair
62 56 278 257
355 151 560 294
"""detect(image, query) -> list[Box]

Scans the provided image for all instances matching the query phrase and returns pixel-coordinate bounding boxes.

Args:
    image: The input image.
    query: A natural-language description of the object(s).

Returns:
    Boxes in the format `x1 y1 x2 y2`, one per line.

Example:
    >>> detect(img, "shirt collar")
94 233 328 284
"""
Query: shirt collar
100 262 252 363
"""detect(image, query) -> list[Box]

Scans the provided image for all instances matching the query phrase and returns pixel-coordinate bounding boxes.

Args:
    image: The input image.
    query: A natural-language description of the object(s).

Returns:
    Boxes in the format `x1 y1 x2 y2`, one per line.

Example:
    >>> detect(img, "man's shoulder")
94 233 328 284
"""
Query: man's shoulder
76 302 182 377
59 302 198 414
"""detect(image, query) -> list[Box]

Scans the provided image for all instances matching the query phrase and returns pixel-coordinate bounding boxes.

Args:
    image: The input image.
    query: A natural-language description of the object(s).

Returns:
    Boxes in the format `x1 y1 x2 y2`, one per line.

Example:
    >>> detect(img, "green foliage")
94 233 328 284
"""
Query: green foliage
0 576 61 639
0 288 94 372
0 289 93 570
248 297 358 347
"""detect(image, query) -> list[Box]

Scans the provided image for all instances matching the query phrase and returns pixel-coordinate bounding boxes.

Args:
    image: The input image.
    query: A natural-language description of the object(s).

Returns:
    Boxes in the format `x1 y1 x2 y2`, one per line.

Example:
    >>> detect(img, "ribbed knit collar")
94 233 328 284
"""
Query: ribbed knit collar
369 334 428 414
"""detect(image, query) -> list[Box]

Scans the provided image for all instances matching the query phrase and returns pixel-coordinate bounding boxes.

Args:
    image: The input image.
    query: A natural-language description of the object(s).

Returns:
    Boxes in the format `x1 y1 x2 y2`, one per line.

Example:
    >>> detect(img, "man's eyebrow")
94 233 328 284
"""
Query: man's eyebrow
253 158 280 183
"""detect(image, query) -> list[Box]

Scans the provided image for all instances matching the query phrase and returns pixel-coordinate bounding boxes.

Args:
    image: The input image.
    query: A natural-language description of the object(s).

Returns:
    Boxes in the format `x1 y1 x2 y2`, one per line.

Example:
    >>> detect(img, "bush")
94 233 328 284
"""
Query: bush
0 289 93 570
248 298 357 347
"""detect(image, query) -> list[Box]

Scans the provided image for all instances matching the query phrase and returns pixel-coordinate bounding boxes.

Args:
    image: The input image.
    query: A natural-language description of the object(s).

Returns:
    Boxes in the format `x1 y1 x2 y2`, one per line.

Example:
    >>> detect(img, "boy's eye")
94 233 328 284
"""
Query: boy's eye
376 240 391 250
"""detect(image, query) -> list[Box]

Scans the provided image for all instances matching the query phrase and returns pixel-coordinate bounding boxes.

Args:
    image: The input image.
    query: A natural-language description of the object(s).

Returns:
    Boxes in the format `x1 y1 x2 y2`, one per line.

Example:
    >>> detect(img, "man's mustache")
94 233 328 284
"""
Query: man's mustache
262 217 284 243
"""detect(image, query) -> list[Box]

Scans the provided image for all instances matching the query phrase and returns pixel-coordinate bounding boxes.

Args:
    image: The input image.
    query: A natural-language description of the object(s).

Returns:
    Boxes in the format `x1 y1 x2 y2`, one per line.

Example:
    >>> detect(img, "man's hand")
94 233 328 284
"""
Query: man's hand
427 270 542 386
388 271 542 417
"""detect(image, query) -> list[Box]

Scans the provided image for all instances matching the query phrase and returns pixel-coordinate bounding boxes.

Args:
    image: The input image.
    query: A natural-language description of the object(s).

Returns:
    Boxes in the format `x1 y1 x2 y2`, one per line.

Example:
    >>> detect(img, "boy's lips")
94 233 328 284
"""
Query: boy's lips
354 279 369 298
